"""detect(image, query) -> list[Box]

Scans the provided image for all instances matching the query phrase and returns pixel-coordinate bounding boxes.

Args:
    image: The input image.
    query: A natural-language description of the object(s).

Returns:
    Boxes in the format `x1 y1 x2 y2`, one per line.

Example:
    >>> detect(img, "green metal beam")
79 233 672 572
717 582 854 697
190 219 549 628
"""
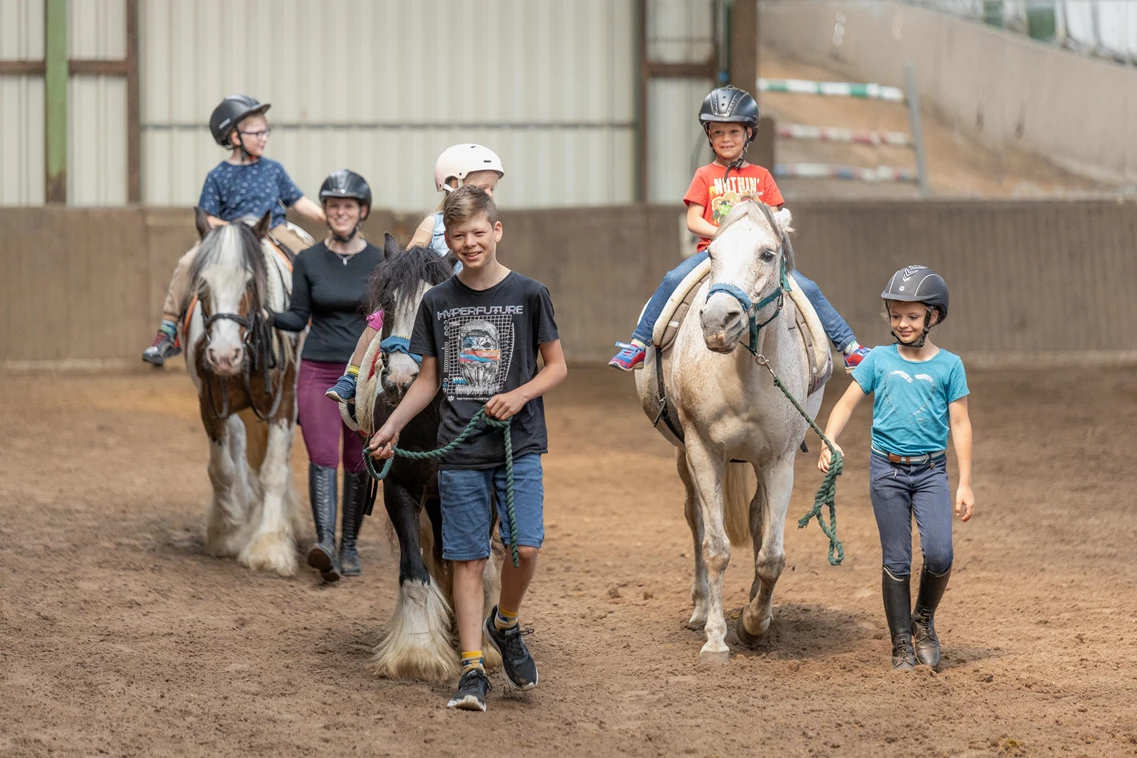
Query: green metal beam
44 0 67 203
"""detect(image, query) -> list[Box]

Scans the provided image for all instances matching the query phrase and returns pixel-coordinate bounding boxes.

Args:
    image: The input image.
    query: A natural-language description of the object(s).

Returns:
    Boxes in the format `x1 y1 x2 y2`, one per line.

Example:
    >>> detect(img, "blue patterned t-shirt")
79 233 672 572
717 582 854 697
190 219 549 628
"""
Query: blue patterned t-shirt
198 157 303 230
851 344 969 455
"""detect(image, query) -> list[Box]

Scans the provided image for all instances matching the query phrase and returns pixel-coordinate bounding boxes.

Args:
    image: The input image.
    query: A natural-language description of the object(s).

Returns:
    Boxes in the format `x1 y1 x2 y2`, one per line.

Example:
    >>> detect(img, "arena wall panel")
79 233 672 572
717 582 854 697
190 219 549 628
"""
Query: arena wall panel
3 201 1136 367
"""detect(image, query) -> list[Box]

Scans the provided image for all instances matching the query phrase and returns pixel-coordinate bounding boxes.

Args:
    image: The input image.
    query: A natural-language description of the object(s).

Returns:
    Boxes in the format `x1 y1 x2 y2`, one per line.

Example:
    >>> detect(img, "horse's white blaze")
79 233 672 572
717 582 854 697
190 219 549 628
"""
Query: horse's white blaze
384 281 431 391
369 578 460 683
237 421 298 577
636 202 821 661
200 225 252 370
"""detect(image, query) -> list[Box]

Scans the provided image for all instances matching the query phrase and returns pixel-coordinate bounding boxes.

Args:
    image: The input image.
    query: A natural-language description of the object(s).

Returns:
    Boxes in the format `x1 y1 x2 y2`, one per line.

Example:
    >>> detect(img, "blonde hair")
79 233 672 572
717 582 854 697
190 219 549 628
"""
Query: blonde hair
442 185 499 230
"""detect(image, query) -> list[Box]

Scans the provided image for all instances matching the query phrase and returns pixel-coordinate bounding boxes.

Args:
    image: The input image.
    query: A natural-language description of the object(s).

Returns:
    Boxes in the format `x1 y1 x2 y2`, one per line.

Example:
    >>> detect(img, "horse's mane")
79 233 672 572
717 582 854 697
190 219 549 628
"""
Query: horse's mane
713 201 796 272
364 245 455 316
182 217 270 316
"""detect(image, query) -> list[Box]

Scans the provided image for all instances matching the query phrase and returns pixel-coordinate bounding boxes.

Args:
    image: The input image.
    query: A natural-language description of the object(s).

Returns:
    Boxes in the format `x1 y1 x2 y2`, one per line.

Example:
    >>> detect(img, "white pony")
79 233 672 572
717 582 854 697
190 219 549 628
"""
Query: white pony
636 202 827 661
182 209 305 577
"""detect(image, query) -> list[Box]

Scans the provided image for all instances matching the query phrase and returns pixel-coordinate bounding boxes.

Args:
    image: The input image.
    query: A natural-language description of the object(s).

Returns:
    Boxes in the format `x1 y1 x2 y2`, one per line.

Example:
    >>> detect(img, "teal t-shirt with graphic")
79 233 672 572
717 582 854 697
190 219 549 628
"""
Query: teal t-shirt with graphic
851 345 969 455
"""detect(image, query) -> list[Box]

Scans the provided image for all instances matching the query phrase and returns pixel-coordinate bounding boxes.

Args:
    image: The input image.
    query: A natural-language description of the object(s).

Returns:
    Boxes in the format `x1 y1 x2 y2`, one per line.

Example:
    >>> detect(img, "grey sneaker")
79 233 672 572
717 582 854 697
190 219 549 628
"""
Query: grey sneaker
484 607 539 690
447 668 490 711
142 330 180 366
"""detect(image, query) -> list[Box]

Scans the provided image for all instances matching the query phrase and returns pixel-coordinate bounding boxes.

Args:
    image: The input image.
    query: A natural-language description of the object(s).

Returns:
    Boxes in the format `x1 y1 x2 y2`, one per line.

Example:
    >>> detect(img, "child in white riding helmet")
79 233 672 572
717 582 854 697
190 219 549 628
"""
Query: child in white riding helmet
142 95 326 366
608 86 871 373
325 144 504 402
817 266 974 672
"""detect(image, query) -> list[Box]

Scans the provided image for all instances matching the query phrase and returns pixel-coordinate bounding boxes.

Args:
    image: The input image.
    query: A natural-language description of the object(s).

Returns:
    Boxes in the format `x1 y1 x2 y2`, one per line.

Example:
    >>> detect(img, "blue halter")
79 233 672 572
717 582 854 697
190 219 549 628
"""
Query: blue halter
380 335 422 365
704 256 791 356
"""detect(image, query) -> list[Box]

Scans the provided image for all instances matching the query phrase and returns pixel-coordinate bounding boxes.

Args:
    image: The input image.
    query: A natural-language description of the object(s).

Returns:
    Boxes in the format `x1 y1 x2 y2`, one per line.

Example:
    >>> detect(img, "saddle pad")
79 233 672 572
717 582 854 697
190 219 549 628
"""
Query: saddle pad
649 263 831 394
786 272 831 384
652 257 713 351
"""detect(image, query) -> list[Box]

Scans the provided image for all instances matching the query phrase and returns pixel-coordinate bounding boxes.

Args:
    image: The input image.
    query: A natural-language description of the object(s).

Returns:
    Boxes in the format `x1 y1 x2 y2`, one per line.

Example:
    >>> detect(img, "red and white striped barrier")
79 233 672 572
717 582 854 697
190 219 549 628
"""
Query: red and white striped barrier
776 123 913 148
774 163 919 184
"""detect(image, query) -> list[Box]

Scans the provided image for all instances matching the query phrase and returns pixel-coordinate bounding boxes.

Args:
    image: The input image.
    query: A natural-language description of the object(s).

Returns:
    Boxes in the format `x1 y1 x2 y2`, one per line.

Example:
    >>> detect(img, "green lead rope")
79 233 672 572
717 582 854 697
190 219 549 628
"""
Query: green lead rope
757 357 845 566
363 406 521 568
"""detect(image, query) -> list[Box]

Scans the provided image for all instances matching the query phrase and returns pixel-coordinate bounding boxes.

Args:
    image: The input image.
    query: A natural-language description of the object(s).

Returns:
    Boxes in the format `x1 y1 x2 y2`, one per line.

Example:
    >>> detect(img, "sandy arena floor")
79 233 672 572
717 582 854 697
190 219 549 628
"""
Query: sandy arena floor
1 367 1136 757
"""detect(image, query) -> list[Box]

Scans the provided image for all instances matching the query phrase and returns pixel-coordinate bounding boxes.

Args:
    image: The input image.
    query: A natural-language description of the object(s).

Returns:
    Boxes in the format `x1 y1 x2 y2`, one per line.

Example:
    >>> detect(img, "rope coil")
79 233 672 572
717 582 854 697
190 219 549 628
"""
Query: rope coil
363 406 521 567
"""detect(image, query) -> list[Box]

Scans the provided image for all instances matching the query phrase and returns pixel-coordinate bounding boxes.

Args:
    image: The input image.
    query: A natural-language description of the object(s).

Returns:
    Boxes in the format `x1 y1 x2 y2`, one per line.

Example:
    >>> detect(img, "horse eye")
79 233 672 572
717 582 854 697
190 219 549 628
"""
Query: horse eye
761 250 776 262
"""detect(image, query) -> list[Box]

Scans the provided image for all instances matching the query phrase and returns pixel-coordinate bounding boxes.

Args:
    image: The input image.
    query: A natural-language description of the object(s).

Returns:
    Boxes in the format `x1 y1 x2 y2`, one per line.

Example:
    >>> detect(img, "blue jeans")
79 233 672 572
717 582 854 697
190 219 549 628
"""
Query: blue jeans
868 453 954 577
437 454 545 561
630 253 857 352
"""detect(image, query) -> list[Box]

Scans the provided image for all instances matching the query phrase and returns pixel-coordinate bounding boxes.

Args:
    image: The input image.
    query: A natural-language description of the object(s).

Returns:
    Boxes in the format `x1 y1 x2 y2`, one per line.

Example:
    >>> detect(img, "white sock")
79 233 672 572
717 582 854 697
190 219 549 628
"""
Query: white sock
843 341 862 356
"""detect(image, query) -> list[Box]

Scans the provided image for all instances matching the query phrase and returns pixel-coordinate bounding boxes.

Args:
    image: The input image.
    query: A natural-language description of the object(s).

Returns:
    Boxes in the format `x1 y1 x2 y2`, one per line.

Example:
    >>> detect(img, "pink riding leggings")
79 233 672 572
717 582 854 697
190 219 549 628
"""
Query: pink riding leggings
297 359 366 473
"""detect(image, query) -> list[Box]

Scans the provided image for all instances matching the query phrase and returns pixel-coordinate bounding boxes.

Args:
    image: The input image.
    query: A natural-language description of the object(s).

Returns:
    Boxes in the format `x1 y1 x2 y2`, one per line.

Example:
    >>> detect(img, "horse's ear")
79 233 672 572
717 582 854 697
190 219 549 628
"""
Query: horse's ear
383 232 400 259
253 212 272 240
194 207 211 240
773 207 794 235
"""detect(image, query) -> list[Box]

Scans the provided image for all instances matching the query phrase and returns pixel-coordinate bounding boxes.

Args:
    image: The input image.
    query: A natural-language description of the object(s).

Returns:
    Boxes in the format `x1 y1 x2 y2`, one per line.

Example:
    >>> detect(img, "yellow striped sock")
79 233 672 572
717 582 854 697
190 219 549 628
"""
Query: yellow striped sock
460 650 484 672
494 606 519 631
346 364 359 377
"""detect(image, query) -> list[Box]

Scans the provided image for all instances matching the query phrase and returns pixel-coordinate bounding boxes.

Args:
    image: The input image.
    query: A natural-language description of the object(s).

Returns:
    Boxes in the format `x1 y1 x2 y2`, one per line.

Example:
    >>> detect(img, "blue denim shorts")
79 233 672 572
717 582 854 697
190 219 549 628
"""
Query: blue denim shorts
437 454 545 561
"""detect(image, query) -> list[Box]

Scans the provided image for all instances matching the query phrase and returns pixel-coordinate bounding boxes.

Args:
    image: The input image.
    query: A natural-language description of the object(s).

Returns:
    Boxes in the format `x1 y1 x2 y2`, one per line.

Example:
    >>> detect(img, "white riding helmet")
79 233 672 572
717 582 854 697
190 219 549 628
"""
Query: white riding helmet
434 144 505 192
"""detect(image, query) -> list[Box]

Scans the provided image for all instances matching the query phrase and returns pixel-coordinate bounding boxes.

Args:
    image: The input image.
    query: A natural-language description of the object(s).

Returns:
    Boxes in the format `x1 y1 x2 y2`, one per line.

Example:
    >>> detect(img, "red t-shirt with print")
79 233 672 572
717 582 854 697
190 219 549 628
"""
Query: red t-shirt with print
683 162 785 251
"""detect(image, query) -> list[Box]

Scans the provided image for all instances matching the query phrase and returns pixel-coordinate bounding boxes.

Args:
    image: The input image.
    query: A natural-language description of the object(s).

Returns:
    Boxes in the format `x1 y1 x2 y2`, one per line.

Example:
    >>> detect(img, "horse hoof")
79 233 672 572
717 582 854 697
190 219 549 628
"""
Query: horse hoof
240 534 298 577
736 609 771 647
698 644 731 664
687 612 708 631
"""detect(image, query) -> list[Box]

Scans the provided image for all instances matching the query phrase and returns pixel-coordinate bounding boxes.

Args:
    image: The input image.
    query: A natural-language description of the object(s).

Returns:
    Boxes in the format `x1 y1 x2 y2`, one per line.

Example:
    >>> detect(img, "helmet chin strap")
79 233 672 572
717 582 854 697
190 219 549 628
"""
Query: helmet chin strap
234 132 253 162
710 125 755 186
327 206 367 243
891 306 934 348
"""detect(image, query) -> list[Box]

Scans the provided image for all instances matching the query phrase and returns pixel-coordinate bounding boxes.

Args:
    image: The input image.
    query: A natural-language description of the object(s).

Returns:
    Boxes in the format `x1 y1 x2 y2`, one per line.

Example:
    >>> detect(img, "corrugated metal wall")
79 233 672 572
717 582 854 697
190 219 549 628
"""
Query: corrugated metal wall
646 0 716 202
140 0 636 211
0 0 45 205
68 0 127 205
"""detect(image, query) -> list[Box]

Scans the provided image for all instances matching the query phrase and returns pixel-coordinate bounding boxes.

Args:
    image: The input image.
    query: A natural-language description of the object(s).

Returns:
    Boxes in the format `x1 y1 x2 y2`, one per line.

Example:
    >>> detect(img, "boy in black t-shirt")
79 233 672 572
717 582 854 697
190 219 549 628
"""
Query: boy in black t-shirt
368 186 567 712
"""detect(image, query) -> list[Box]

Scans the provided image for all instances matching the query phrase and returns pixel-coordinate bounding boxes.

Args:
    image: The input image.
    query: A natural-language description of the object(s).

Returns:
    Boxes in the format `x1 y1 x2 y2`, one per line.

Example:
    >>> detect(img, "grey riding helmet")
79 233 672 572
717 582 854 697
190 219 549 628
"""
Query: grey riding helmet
319 170 372 218
881 265 949 346
209 94 271 147
699 86 760 134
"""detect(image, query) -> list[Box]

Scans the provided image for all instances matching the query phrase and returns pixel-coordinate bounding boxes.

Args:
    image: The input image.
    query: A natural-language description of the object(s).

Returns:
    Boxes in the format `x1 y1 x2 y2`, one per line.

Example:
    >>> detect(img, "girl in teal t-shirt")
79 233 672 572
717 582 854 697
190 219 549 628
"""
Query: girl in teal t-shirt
817 266 975 673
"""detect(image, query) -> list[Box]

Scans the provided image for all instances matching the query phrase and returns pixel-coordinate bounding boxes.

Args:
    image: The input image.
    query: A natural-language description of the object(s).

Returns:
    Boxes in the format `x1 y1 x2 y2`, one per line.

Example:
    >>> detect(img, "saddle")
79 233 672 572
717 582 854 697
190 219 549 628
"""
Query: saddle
645 257 832 445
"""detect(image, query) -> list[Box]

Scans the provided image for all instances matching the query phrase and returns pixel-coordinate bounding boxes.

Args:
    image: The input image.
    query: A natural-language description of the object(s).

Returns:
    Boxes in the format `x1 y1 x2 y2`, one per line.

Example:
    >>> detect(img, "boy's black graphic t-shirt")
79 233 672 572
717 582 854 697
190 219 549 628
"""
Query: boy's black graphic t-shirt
410 271 559 470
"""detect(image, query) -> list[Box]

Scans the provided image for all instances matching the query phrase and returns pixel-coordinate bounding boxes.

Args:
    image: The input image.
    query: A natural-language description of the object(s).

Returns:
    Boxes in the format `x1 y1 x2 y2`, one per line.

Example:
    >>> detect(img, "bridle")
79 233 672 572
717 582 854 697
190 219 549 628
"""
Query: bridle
199 286 286 423
703 207 792 356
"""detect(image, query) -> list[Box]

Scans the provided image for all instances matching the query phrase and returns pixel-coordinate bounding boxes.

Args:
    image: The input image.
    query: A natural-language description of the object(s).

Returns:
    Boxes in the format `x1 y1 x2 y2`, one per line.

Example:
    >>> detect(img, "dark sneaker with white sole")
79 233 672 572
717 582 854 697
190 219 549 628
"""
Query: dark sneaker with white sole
483 606 539 690
447 668 491 711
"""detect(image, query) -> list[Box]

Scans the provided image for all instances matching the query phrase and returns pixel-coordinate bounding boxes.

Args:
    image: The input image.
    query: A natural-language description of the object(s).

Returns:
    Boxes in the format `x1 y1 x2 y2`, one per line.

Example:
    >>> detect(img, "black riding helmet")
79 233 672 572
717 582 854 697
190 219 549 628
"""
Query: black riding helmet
699 86 760 172
209 94 271 148
320 170 372 217
320 170 372 243
881 265 949 347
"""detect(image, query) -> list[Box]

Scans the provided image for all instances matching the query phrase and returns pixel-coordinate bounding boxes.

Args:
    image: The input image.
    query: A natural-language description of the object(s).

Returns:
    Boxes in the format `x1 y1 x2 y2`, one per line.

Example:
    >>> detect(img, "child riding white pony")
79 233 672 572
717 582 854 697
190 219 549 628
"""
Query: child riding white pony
636 201 828 661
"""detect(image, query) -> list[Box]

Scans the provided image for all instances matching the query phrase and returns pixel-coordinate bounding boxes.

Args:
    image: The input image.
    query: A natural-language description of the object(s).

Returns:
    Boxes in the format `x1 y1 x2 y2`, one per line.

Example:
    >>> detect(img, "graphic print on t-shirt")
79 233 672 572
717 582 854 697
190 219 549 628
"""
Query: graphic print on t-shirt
441 307 518 401
708 175 762 225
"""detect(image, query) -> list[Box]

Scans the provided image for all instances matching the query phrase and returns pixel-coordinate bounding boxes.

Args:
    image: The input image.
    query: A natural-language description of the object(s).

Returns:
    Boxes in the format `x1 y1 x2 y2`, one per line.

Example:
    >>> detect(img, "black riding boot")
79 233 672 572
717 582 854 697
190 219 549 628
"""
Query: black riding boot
882 567 916 672
912 564 952 668
339 471 368 577
307 463 341 582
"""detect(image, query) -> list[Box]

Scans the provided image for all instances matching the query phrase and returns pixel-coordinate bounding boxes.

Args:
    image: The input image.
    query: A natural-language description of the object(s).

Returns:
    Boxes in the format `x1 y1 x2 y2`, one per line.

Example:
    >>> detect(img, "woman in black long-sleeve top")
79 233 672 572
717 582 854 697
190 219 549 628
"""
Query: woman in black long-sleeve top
274 170 383 582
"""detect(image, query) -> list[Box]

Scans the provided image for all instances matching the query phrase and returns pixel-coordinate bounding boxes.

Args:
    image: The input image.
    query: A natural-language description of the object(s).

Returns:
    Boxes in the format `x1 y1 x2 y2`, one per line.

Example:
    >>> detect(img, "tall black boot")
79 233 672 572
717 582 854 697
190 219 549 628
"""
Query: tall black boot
882 567 916 672
912 564 952 668
307 463 341 582
339 471 368 577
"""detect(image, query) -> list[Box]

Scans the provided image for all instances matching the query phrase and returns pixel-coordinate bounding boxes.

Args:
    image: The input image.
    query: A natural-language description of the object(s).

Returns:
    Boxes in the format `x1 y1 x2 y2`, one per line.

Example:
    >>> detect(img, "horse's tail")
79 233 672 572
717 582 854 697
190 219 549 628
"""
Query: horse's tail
723 463 755 547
